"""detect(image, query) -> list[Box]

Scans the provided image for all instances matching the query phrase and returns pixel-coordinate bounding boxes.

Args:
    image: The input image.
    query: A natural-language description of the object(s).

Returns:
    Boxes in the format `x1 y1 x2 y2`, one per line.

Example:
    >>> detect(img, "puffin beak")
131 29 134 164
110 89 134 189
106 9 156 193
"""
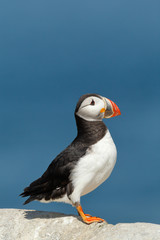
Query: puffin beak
101 98 121 118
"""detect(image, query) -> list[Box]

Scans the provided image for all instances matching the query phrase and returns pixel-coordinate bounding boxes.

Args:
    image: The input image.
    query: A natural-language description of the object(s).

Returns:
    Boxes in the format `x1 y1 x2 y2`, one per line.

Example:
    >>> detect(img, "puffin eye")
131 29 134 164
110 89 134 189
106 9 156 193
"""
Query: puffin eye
90 99 95 106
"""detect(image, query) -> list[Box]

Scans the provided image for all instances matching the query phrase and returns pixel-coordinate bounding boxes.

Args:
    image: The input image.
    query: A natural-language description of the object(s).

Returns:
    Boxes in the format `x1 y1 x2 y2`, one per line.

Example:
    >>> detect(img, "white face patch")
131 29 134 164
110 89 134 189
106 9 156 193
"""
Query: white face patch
76 96 105 121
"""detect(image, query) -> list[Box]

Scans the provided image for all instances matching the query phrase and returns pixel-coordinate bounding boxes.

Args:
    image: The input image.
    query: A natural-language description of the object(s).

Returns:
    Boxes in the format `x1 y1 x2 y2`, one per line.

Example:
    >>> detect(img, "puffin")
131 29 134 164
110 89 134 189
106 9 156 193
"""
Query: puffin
20 93 121 224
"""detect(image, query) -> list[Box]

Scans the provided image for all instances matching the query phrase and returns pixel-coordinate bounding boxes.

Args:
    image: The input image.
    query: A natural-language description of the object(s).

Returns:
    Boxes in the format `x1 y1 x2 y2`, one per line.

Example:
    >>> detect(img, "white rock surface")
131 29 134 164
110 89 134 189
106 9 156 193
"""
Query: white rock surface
0 209 160 240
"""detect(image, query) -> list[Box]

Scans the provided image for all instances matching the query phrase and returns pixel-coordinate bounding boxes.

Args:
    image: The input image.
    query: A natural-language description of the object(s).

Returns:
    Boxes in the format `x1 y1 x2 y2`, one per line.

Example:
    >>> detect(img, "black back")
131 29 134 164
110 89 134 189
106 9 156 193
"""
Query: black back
20 110 107 204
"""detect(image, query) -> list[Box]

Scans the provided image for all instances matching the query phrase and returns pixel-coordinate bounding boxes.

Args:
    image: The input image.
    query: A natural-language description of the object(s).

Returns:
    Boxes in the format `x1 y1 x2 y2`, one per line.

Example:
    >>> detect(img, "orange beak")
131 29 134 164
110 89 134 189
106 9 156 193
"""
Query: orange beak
102 97 121 118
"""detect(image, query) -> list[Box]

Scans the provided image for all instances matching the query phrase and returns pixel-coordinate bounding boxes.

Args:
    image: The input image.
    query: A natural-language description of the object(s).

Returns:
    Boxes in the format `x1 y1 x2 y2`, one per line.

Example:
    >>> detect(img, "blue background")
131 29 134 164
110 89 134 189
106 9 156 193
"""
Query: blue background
0 0 160 224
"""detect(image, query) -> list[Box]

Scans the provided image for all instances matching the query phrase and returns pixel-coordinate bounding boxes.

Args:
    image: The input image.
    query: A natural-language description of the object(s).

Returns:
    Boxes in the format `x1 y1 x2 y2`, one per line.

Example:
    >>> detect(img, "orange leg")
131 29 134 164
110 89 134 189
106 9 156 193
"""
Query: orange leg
76 205 105 224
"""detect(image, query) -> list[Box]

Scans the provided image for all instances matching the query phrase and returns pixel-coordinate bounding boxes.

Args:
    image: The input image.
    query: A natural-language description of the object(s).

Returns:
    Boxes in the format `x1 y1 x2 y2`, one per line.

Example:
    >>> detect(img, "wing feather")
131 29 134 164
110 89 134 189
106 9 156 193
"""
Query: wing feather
20 142 87 204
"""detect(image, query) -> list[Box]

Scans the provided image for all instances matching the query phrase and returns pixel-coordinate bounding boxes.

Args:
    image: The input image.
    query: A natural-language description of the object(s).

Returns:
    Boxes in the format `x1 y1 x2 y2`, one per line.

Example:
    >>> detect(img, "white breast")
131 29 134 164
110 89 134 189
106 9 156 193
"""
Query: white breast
70 129 117 204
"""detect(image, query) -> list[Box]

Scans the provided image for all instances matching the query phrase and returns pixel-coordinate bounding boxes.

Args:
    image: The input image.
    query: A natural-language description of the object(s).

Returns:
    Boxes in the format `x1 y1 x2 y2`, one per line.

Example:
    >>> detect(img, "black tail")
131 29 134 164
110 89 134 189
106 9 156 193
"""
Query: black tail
20 187 37 205
22 196 36 205
20 177 51 204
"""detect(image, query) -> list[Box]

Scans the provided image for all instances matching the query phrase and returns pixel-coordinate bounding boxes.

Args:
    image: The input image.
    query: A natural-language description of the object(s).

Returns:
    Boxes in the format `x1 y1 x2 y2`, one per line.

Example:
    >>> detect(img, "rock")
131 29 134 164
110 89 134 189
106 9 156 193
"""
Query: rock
0 209 160 240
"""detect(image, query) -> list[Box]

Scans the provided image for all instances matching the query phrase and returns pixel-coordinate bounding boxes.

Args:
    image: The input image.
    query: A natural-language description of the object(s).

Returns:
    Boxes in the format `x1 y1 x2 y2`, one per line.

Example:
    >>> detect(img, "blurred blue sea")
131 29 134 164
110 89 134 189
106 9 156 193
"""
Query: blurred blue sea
0 0 160 224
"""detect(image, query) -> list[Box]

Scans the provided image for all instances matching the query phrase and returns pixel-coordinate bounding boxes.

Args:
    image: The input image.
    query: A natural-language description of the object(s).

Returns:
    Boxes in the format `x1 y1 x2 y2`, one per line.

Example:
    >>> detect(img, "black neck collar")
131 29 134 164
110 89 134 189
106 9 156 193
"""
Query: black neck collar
74 115 107 145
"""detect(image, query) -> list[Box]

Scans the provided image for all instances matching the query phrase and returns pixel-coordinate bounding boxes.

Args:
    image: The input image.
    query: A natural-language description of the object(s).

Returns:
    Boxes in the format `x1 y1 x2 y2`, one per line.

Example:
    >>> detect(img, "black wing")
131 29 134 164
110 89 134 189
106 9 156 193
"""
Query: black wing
20 141 88 204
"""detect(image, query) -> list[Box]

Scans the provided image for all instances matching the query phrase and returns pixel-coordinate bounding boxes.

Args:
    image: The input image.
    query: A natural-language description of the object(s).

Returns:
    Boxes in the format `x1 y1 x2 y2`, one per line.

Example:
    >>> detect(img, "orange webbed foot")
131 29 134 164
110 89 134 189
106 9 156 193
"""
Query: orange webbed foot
83 216 105 224
76 205 105 224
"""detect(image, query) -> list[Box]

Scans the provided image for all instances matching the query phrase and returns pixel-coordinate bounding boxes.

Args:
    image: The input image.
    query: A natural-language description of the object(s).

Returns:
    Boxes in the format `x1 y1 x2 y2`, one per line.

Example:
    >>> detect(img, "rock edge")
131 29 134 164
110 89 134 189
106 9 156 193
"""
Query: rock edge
0 209 160 240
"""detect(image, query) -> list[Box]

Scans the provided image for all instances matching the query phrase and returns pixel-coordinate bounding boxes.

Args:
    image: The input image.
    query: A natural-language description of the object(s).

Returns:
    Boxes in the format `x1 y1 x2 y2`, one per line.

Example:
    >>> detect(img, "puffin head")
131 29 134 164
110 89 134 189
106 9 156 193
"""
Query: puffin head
75 93 121 121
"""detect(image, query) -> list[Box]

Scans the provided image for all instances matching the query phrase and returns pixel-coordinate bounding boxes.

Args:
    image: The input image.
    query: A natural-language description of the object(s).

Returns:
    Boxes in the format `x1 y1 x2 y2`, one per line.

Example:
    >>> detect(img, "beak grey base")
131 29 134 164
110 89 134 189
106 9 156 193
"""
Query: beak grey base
102 98 114 118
